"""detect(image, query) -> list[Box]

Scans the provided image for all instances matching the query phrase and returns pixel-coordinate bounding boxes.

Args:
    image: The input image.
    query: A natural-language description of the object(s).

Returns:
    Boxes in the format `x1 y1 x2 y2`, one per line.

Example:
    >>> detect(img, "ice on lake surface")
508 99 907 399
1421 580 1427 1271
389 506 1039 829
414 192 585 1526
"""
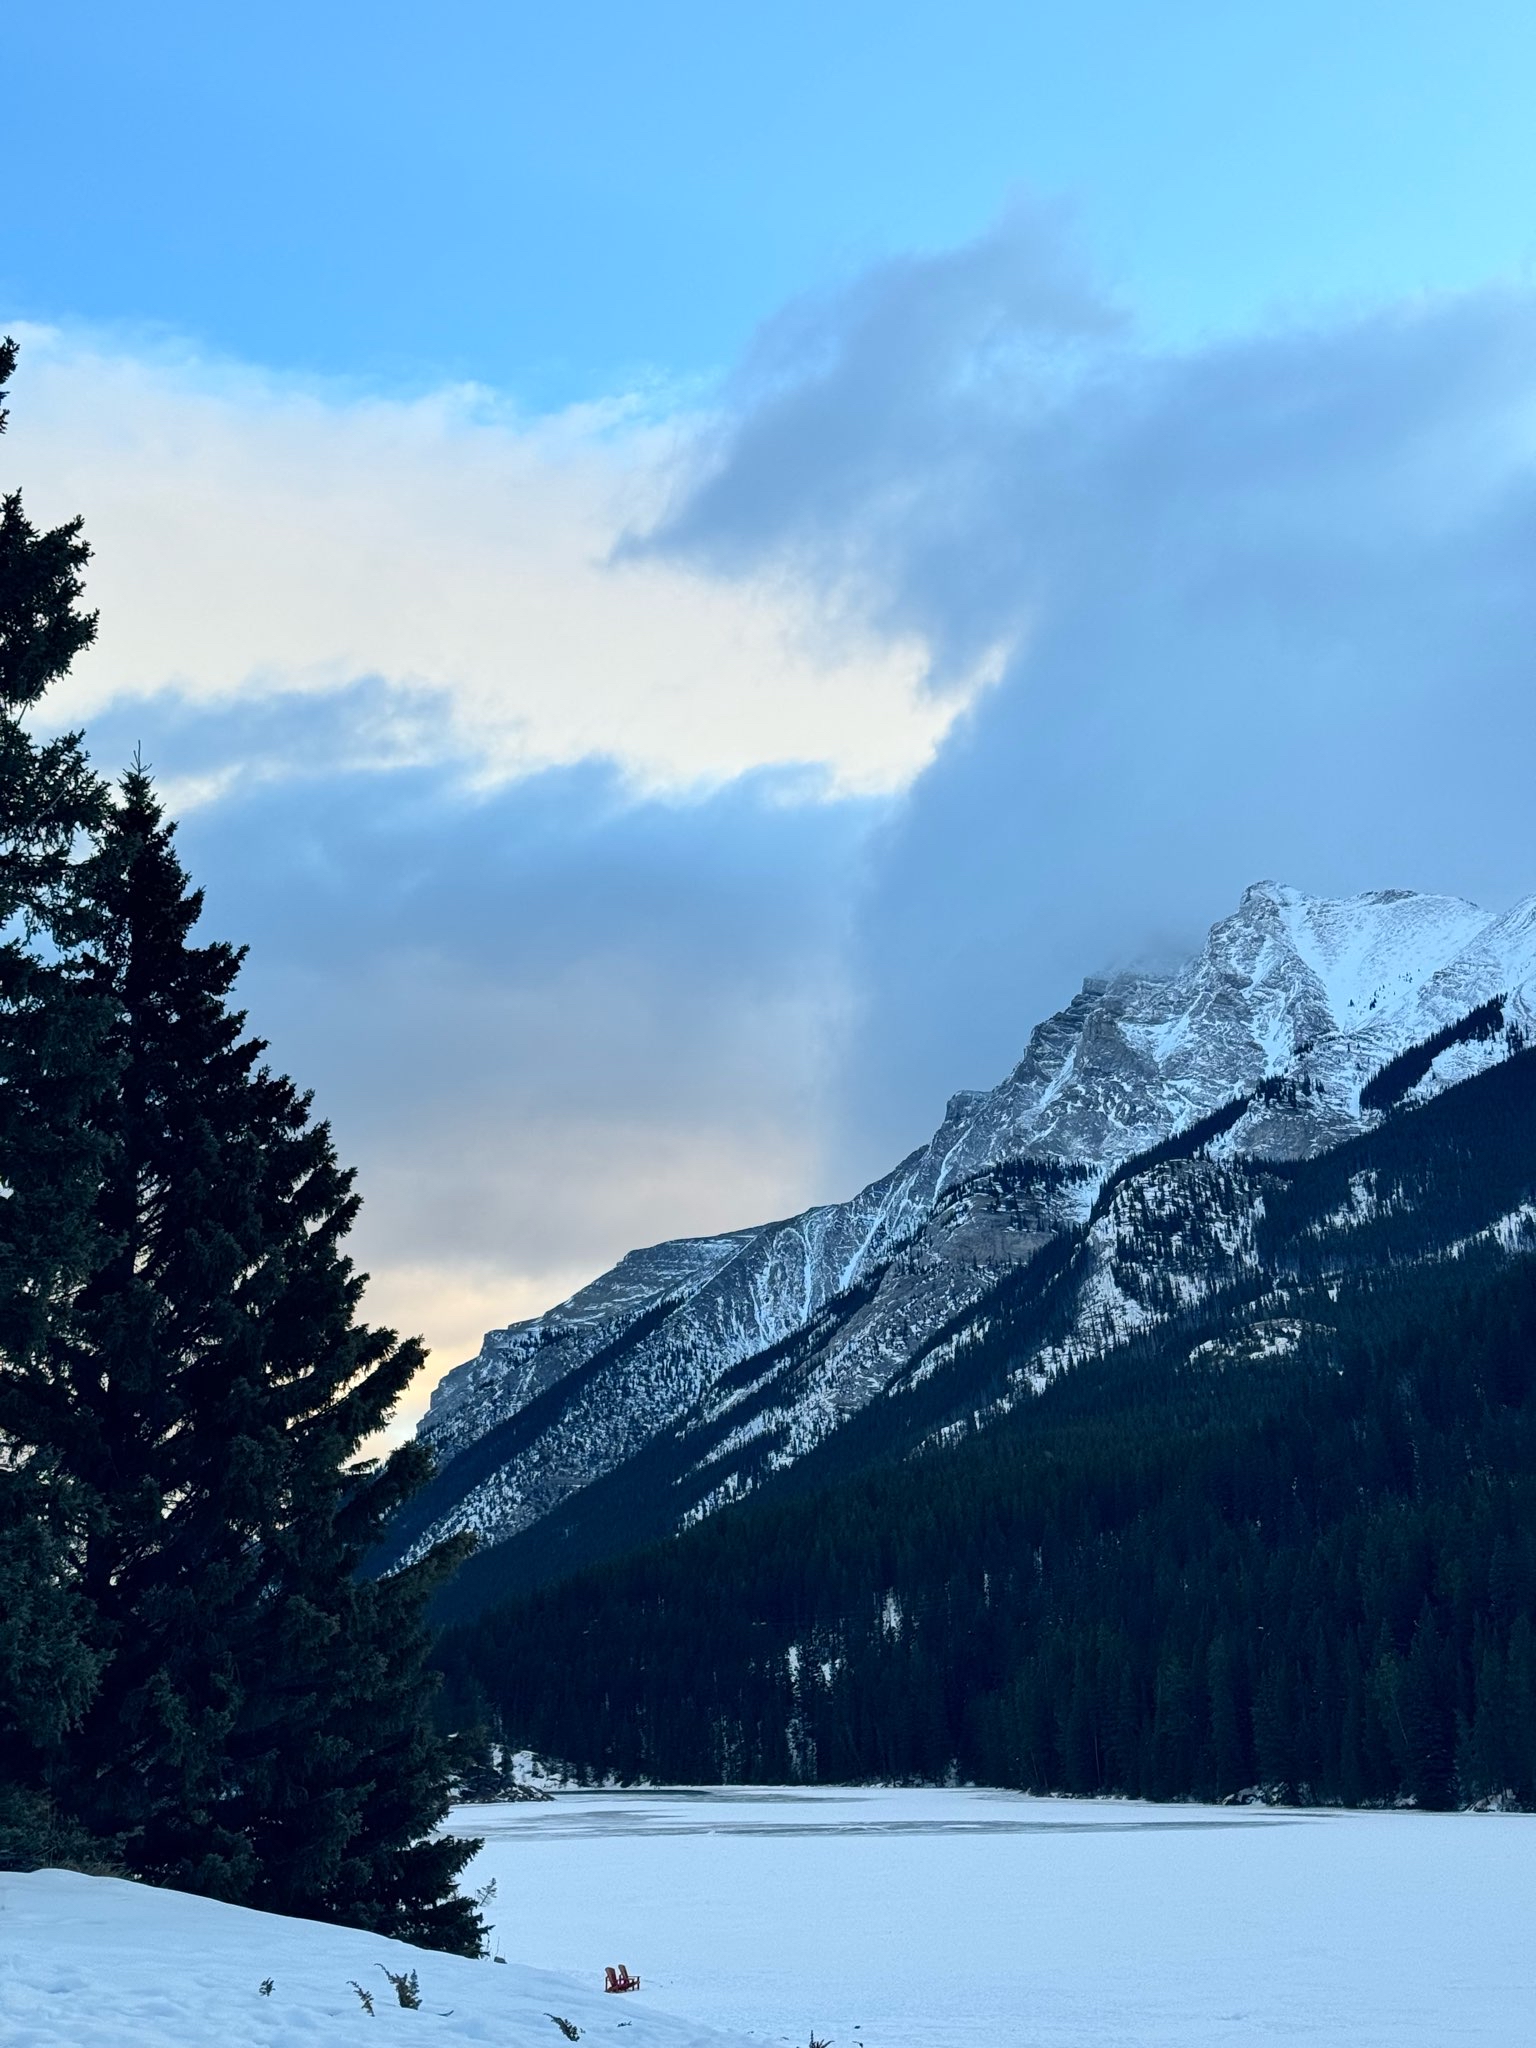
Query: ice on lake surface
459 1784 1536 2047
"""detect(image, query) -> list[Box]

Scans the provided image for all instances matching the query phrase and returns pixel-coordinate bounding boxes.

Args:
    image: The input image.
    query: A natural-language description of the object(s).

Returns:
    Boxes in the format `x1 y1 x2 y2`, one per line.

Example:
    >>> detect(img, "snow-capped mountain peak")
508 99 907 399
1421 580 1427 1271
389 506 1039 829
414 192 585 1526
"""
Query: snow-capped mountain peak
401 882 1536 1584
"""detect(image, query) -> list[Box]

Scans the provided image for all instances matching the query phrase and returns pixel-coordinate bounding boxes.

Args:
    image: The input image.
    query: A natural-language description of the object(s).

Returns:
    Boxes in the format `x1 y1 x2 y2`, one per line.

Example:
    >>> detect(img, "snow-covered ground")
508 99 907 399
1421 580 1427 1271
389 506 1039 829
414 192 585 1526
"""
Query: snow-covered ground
6 1788 1534 2046
461 1785 1536 2048
0 1863 750 2048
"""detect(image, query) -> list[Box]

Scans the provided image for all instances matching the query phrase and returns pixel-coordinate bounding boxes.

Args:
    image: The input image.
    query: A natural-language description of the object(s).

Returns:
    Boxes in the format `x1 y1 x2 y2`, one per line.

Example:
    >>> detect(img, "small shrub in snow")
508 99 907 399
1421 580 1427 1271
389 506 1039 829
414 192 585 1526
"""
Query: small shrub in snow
350 1981 376 2016
381 1965 423 2008
547 2016 582 2040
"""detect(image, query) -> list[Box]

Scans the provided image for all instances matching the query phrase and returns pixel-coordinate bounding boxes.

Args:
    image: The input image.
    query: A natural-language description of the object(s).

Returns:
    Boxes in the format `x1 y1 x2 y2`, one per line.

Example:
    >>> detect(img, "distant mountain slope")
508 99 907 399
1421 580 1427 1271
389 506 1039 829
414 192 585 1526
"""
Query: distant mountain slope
386 882 1536 1605
435 1046 1536 1808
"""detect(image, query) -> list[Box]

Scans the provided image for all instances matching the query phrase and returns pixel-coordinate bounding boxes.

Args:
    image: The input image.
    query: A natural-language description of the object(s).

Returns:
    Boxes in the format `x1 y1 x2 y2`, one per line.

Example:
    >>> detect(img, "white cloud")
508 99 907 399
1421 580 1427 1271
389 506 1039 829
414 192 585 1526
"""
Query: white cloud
3 322 975 797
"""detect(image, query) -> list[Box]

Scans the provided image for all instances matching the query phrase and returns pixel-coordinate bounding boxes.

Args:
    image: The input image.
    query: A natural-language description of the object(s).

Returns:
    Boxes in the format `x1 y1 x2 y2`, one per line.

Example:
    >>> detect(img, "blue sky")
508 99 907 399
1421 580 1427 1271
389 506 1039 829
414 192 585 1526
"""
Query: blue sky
12 1 1536 397
8 3 1536 1415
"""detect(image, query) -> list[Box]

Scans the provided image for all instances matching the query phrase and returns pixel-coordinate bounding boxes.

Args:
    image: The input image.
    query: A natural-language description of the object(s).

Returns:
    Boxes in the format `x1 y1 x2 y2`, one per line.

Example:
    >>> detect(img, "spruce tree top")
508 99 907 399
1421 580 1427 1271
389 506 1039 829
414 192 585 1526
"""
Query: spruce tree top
0 337 97 713
0 338 104 935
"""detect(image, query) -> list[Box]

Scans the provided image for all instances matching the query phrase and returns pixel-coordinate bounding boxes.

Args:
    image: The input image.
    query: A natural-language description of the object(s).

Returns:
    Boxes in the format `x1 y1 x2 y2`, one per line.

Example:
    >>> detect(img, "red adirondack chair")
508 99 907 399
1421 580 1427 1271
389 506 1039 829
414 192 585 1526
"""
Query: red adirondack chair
604 1965 641 1994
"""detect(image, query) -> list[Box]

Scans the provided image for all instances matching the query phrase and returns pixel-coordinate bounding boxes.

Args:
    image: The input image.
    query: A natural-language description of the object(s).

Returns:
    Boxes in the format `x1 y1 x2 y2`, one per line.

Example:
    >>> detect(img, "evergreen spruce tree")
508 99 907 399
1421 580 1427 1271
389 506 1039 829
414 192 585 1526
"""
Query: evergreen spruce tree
0 335 113 1861
0 1457 101 1865
0 340 482 1944
47 770 483 1949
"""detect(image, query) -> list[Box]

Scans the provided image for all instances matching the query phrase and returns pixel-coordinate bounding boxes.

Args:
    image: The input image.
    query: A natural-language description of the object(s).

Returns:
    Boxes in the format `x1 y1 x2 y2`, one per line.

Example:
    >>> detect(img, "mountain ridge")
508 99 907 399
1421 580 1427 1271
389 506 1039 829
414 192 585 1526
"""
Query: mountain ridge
393 880 1536 1593
434 1053 1536 1803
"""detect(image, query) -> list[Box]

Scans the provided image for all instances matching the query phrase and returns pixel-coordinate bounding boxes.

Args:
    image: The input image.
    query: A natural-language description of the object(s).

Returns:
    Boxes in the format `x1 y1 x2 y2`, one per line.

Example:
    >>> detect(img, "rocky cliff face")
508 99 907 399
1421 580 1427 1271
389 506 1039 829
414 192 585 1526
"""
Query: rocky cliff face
391 882 1536 1585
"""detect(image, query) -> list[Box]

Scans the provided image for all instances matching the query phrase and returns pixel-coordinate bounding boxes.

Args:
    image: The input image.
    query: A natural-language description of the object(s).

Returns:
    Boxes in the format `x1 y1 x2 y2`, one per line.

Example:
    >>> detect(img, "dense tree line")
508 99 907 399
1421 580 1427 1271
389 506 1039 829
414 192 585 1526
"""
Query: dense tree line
439 1214 1536 1809
1359 995 1507 1114
426 1042 1536 1629
0 340 482 1950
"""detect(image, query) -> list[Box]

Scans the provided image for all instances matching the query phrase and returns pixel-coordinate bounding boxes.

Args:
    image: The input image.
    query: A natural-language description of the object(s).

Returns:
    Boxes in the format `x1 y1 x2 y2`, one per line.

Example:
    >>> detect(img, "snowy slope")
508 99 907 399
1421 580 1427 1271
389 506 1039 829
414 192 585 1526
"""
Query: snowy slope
0 1868 752 2048
399 882 1536 1585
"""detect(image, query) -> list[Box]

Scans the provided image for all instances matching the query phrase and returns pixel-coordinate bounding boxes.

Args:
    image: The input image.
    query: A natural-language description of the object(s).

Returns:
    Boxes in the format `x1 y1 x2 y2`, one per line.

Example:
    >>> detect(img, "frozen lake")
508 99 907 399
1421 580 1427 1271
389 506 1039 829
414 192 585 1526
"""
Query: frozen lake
458 1785 1536 2047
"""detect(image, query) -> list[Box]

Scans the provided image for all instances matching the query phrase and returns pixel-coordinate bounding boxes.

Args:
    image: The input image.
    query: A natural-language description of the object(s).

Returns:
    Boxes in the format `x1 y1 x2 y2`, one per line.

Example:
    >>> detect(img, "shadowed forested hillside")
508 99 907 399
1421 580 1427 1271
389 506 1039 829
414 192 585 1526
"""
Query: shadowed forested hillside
437 1056 1536 1810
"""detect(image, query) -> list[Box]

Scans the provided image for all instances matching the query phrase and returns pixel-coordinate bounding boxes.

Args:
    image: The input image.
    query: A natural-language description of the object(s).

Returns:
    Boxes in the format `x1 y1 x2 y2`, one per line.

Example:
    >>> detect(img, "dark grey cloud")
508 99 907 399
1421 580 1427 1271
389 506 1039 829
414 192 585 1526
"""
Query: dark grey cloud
648 220 1536 1172
644 202 1122 684
84 687 877 1341
106 676 466 791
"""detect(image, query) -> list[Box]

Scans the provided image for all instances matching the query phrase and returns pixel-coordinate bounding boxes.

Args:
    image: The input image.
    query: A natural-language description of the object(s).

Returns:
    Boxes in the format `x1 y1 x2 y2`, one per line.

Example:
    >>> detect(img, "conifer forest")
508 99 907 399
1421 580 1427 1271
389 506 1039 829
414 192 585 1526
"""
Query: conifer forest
431 1043 1536 1809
